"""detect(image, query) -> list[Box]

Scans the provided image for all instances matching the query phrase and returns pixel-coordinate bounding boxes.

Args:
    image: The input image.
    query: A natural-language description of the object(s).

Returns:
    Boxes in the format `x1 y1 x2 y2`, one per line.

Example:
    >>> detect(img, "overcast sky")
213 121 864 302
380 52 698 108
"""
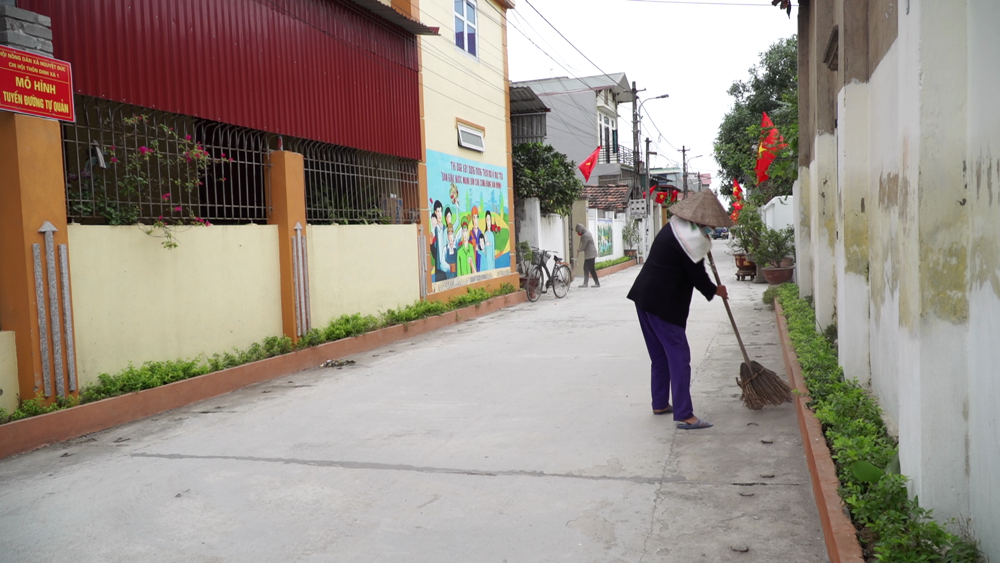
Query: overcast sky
505 0 797 190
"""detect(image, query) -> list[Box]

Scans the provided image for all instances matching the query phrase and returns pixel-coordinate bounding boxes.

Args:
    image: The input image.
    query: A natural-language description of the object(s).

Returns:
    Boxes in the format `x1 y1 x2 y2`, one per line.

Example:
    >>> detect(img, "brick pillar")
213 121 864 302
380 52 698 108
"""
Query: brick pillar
0 113 77 404
266 151 309 342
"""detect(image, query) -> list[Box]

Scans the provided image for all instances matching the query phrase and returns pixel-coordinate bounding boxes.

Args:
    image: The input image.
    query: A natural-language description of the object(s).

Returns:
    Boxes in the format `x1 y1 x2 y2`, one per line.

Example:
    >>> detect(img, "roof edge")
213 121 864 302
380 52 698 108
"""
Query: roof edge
344 0 440 35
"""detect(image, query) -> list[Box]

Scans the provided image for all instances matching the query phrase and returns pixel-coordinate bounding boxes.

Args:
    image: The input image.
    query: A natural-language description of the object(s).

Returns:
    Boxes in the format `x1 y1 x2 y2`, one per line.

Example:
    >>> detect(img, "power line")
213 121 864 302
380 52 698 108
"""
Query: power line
522 0 613 79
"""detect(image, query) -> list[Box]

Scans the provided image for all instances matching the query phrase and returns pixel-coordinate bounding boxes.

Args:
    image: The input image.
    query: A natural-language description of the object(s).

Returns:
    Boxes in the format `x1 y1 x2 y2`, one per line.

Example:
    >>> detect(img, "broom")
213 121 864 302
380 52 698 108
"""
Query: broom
707 251 793 410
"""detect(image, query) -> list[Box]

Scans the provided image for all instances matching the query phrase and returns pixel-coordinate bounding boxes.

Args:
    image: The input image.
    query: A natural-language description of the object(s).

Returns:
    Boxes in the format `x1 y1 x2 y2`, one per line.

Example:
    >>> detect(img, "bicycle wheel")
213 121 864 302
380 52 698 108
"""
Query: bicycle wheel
525 265 543 302
552 264 571 298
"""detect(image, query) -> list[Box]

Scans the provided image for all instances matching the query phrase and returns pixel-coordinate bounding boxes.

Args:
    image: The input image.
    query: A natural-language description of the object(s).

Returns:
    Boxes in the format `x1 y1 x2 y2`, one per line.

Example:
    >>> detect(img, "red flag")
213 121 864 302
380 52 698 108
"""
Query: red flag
654 191 668 205
755 113 788 184
733 178 743 200
578 147 601 182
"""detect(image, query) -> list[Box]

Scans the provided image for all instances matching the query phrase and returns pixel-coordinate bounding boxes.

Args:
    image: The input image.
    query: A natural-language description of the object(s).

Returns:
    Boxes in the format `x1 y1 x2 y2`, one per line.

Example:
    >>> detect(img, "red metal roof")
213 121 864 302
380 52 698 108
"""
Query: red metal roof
22 0 421 160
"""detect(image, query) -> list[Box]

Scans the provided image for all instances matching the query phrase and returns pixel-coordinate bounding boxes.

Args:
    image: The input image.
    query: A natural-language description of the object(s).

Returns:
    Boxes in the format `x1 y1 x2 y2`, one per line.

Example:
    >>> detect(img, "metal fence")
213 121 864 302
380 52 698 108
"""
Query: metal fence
62 96 273 225
290 139 419 225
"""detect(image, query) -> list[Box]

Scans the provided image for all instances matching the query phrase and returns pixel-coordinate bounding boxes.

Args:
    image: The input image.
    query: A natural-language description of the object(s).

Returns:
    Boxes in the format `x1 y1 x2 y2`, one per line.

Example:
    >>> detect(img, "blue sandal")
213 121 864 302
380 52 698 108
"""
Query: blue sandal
676 418 713 430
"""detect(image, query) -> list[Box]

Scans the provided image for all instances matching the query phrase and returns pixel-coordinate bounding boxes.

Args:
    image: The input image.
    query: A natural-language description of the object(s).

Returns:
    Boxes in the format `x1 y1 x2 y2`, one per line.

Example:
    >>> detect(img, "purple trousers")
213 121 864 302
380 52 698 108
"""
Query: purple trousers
635 306 693 421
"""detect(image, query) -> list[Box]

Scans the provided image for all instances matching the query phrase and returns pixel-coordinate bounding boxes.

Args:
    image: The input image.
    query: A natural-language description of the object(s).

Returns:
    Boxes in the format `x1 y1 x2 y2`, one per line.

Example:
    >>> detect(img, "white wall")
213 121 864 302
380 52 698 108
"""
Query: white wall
802 0 999 548
516 197 541 251
538 214 567 261
761 196 795 231
965 0 1000 555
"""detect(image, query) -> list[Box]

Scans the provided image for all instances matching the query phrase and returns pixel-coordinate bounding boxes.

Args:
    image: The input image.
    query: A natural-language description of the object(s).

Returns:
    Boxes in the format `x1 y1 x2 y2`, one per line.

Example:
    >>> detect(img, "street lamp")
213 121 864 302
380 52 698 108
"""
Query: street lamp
635 94 668 197
682 153 704 197
630 93 667 263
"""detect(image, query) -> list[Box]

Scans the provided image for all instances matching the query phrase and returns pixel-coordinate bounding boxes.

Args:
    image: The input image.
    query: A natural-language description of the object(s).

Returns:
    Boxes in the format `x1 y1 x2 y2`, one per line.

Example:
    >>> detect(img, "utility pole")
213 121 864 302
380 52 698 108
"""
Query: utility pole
680 145 690 199
631 81 640 198
644 138 653 196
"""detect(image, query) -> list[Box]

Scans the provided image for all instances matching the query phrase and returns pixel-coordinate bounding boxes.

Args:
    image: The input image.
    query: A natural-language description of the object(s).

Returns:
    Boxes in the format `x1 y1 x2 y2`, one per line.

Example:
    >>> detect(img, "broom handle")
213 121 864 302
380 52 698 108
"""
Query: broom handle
707 251 754 367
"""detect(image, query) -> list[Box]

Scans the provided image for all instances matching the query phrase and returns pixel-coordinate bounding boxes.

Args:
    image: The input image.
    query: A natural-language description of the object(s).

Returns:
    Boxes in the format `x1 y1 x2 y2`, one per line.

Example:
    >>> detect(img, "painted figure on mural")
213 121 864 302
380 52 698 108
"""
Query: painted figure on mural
457 221 476 276
430 200 450 282
477 232 495 272
468 205 484 268
483 210 497 271
445 227 458 277
444 206 454 231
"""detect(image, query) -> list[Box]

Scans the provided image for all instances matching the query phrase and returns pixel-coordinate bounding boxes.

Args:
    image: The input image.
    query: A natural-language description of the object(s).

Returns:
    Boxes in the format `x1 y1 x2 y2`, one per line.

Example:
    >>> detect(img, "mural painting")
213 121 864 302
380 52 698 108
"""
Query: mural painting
426 150 511 292
597 218 613 257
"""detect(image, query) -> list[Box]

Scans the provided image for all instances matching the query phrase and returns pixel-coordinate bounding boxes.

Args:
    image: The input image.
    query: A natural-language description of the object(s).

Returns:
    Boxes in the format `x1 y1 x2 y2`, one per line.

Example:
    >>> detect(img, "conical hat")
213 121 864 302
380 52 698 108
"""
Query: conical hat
669 190 734 228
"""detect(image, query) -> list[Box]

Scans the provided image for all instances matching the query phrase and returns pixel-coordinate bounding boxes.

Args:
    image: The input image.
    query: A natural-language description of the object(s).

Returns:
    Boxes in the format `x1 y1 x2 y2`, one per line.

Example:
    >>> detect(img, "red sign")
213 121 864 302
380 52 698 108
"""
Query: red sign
0 45 74 122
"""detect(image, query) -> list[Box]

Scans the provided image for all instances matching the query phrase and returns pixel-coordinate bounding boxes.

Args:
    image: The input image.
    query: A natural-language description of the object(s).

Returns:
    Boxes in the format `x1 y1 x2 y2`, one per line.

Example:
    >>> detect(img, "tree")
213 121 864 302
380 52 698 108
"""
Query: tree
512 142 583 216
714 36 798 206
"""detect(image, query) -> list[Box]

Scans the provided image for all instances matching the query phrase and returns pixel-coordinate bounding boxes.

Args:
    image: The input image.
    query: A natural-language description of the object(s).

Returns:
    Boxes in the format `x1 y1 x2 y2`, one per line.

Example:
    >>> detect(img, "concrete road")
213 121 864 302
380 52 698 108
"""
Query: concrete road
0 240 827 563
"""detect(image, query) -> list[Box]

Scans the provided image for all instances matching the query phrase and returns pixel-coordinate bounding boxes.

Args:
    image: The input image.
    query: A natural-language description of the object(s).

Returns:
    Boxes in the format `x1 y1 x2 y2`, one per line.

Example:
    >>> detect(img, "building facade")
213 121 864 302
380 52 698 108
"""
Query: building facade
0 0 440 410
416 0 519 296
511 74 636 187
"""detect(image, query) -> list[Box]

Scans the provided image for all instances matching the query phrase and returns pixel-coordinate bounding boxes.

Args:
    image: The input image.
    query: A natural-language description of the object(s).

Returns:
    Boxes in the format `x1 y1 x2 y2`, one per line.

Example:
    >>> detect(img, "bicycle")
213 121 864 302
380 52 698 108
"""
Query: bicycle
525 247 571 302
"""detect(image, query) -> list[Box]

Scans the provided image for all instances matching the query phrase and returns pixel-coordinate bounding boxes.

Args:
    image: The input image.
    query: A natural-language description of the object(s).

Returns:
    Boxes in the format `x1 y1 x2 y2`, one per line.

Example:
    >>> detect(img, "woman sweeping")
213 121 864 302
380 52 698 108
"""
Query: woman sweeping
627 191 734 430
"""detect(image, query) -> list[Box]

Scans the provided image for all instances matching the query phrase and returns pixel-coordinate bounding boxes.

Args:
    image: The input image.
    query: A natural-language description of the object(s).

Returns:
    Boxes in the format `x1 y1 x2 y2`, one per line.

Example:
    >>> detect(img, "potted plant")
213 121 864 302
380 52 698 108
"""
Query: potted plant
728 203 765 278
756 226 795 285
622 218 641 259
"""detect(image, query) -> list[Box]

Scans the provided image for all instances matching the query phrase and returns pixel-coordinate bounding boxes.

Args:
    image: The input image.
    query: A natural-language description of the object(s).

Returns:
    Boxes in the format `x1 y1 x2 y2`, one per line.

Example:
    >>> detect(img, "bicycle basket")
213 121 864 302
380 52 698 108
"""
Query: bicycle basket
532 248 548 267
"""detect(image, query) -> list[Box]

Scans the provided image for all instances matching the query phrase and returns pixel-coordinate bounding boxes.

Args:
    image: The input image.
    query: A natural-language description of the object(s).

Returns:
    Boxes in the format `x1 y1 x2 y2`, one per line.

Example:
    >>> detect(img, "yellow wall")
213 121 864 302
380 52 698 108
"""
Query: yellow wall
308 224 419 324
0 332 17 412
419 1 509 166
67 225 283 386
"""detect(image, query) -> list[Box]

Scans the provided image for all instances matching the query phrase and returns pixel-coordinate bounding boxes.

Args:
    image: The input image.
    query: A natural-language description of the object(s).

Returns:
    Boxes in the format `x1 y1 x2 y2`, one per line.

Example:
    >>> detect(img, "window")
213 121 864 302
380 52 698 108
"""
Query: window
455 0 477 56
457 123 485 152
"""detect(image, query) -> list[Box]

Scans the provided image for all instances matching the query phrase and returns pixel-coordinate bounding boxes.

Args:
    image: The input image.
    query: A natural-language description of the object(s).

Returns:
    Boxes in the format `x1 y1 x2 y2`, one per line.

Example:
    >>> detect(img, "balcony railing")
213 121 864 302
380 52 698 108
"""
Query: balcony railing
597 145 637 167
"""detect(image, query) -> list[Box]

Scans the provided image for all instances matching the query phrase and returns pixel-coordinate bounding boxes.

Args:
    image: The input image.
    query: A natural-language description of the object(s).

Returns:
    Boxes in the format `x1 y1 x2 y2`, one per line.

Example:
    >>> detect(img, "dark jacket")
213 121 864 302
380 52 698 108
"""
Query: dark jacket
627 226 717 328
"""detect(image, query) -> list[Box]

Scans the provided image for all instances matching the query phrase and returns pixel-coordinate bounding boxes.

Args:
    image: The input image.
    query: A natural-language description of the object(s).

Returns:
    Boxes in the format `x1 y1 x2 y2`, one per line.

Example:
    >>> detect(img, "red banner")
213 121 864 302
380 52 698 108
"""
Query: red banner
0 45 74 122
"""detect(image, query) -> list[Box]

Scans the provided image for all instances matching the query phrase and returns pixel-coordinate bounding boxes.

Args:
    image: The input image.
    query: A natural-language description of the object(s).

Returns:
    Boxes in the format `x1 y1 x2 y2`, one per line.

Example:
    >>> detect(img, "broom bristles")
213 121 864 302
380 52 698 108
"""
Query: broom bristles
738 361 793 410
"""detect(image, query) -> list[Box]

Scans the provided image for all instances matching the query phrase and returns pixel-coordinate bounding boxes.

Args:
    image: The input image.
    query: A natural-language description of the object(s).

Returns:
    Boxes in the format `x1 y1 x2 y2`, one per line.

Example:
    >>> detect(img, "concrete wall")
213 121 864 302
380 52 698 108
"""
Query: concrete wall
965 0 1000 555
538 214 567 261
798 0 1000 554
761 196 795 231
0 331 16 412
308 224 420 325
67 225 283 387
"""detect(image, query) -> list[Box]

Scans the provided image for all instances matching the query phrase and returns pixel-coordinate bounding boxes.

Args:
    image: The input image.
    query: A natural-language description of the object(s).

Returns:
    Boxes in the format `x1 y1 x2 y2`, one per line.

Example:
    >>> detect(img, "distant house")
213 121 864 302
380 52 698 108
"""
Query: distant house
510 73 637 188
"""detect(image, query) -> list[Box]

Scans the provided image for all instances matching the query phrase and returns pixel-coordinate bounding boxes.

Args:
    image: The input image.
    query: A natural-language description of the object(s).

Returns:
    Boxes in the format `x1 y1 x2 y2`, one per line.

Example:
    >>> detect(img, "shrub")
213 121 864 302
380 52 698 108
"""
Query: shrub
777 284 981 562
4 283 519 425
596 256 632 270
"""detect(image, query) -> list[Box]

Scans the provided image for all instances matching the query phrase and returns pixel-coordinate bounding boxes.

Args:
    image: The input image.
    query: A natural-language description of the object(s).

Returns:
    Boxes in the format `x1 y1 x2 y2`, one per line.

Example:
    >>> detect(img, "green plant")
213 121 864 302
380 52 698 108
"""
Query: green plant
69 114 230 248
823 323 838 347
517 241 534 266
512 142 584 215
777 284 981 562
596 256 632 270
622 218 641 251
5 284 518 426
755 225 795 267
715 36 798 204
762 286 780 306
729 202 766 256
0 395 79 424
